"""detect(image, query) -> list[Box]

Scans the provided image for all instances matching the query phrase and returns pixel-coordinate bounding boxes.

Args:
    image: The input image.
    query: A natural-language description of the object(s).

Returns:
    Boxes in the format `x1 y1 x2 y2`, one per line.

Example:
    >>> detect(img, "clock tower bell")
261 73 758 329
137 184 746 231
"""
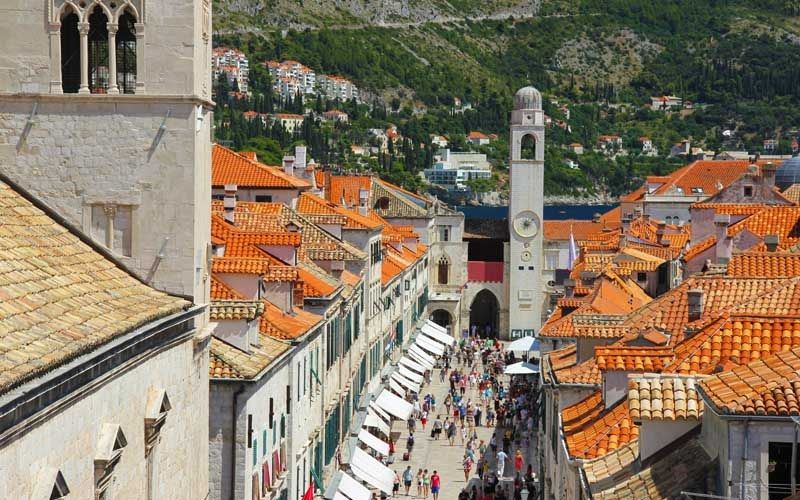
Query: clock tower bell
507 87 545 339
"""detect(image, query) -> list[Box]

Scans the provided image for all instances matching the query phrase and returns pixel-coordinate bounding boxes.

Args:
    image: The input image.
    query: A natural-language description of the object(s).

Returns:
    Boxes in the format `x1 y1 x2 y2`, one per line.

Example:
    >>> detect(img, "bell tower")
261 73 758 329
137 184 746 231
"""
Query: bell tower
507 87 545 339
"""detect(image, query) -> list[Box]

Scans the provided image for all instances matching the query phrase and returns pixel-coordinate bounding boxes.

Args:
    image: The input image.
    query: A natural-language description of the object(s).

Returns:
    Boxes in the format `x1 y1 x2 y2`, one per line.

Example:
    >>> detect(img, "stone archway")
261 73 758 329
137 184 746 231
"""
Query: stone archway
469 289 500 338
430 309 453 329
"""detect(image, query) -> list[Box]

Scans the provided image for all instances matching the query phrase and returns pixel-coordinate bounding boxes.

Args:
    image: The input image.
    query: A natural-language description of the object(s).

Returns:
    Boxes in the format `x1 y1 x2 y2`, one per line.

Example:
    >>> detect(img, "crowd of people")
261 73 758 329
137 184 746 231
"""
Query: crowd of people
367 332 540 500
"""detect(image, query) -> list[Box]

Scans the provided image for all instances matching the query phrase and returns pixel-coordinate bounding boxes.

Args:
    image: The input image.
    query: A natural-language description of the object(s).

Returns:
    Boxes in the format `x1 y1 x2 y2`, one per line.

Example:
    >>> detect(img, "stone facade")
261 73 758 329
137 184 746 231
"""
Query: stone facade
0 330 208 500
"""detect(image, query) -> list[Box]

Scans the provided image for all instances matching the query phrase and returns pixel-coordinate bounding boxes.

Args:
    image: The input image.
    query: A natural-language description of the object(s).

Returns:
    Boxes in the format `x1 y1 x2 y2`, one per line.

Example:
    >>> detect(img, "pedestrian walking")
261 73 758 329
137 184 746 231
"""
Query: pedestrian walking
393 471 400 497
447 421 456 446
416 468 424 497
463 454 473 481
402 466 413 496
433 415 443 440
460 425 467 445
514 449 524 474
423 469 430 498
496 450 508 478
406 432 415 457
421 410 428 430
431 471 441 500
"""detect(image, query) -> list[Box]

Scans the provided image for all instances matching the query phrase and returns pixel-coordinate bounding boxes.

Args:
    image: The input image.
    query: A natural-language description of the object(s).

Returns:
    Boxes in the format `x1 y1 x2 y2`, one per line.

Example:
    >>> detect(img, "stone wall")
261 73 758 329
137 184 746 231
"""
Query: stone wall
0 337 208 499
0 96 211 302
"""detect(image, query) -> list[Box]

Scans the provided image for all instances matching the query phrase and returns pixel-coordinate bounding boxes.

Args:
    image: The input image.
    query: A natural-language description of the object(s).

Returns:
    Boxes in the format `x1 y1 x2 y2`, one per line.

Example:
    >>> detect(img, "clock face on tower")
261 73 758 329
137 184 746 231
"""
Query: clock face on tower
512 211 540 239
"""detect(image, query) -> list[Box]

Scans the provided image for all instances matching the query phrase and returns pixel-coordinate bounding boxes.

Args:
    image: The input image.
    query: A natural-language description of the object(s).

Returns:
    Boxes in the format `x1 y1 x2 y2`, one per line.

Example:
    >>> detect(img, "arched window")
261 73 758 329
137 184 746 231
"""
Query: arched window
88 6 110 93
374 197 390 210
60 9 80 93
117 10 137 94
437 257 449 285
520 134 537 160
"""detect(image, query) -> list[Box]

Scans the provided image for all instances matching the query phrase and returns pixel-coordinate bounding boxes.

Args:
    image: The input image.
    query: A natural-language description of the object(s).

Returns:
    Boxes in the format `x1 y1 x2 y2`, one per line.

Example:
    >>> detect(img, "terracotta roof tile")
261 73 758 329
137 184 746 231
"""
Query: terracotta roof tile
212 144 310 189
726 206 800 249
209 300 264 321
582 441 640 487
544 220 621 242
628 374 704 421
684 235 716 261
783 183 800 204
211 257 271 275
260 301 322 340
595 346 674 371
727 252 800 278
562 391 606 433
565 399 639 460
555 357 601 386
209 334 291 380
326 175 372 206
699 345 800 416
0 182 187 392
211 276 245 300
690 202 770 216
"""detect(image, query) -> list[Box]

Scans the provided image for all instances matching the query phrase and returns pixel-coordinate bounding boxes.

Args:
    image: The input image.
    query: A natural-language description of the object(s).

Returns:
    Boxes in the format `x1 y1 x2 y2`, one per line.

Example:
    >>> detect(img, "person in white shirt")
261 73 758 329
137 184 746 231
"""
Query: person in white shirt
496 450 509 478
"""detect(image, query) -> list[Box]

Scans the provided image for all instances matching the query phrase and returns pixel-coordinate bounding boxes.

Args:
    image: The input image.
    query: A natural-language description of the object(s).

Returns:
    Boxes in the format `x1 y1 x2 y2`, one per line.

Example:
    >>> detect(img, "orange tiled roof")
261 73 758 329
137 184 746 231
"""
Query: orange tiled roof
298 267 338 298
595 346 674 371
326 175 372 206
260 300 322 340
555 357 601 386
212 257 271 275
211 275 245 300
699 345 800 417
212 144 310 189
341 270 361 287
684 235 716 261
562 391 606 432
668 315 800 375
296 193 347 225
727 252 800 278
726 206 800 249
628 375 704 421
641 160 768 201
565 399 639 460
381 248 410 285
690 202 769 216
544 220 621 242
783 183 800 204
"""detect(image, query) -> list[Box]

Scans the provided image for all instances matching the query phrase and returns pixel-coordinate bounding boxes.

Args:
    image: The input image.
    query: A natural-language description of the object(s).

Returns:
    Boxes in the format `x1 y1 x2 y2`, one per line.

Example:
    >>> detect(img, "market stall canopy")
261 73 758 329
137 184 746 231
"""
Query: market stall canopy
504 361 540 375
425 320 447 333
398 356 427 374
506 336 541 358
391 372 421 393
350 463 392 495
368 402 392 424
351 448 395 494
408 346 435 368
338 473 372 500
415 335 445 356
375 390 413 420
333 492 350 500
421 324 455 346
388 378 406 396
397 365 424 384
363 412 390 437
358 429 390 456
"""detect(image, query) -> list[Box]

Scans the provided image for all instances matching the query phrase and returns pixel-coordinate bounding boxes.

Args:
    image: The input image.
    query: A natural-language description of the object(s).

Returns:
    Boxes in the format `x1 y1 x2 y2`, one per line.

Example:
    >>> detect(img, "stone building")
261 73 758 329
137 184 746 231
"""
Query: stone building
0 0 213 497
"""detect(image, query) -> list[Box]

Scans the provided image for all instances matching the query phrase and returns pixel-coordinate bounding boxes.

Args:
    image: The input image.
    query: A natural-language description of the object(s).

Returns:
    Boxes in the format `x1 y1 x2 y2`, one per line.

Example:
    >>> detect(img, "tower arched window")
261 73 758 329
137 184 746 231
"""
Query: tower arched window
60 9 80 93
437 257 450 285
116 10 137 94
88 6 110 93
520 134 537 160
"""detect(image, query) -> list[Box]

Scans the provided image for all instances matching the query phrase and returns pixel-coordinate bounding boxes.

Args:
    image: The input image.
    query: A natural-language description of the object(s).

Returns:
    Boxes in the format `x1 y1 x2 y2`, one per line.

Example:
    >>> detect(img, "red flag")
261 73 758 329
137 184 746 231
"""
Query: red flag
302 482 314 500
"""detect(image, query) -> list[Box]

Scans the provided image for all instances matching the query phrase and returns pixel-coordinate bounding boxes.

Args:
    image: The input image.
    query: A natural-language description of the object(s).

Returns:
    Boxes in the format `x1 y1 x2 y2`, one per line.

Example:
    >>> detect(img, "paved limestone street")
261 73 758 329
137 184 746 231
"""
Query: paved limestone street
384 348 539 500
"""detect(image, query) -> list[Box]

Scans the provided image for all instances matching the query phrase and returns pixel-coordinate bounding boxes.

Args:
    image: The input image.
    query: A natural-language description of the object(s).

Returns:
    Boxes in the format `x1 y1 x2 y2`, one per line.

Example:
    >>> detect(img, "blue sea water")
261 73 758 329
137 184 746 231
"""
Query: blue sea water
456 204 618 220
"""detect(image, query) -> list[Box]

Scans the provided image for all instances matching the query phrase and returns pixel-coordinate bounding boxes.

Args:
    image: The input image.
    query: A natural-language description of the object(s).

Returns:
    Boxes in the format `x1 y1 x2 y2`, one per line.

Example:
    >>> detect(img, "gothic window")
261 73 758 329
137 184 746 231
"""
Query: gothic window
60 9 81 93
91 204 133 257
520 134 537 160
437 257 450 285
116 10 137 94
88 6 110 93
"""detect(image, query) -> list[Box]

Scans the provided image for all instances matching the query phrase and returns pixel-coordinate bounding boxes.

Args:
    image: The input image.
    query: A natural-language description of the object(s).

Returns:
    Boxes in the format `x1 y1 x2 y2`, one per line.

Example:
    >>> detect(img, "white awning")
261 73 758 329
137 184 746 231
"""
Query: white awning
375 389 413 420
333 492 351 500
420 332 450 351
397 365 424 384
408 345 435 368
389 378 406 396
358 429 390 456
351 448 395 494
350 463 393 495
415 335 445 356
368 402 392 424
421 323 455 346
398 356 427 374
504 361 540 375
425 320 447 333
391 372 420 393
363 412 390 437
338 472 372 500
506 336 541 358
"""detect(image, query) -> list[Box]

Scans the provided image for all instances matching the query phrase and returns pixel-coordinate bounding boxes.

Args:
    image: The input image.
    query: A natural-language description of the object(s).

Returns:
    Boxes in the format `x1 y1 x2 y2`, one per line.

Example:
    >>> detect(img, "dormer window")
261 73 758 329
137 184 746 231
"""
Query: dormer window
744 185 754 197
690 187 704 194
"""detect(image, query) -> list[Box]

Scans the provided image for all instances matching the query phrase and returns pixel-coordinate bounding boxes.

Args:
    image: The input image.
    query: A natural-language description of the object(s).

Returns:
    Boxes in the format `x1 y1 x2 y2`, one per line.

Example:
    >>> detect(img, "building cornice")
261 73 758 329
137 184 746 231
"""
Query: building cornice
0 93 216 109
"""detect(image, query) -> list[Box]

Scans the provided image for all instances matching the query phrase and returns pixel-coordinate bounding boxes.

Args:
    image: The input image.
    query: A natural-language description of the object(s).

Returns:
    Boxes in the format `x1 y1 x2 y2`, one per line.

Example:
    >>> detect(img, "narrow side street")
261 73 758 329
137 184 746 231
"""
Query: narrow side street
387 355 539 500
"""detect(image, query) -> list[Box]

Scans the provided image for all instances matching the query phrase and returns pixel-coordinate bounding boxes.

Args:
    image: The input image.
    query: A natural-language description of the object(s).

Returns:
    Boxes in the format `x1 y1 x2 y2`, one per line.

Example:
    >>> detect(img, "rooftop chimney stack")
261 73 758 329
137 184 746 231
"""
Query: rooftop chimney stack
621 216 632 234
358 188 370 217
764 234 780 252
294 146 307 173
283 156 295 177
762 162 777 188
687 288 705 322
223 184 237 225
713 214 732 265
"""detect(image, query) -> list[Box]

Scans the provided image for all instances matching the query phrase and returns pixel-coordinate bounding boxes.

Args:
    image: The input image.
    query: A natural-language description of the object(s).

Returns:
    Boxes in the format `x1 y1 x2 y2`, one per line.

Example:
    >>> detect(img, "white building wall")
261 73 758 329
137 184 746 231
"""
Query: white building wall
1 337 208 500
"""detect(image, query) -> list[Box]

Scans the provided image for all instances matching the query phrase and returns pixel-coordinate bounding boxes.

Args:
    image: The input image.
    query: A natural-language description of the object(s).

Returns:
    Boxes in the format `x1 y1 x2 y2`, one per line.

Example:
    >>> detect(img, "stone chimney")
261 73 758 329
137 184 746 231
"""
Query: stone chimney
621 216 632 234
687 288 704 322
283 156 295 177
762 162 777 188
223 184 237 225
358 188 370 217
713 214 732 265
656 221 666 245
294 146 307 172
593 212 601 223
764 234 780 252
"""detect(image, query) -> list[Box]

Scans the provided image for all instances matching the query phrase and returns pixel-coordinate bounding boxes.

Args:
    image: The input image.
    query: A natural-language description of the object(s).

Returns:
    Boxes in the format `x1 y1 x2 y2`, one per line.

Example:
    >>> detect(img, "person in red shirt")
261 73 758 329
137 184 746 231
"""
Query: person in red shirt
430 470 441 500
